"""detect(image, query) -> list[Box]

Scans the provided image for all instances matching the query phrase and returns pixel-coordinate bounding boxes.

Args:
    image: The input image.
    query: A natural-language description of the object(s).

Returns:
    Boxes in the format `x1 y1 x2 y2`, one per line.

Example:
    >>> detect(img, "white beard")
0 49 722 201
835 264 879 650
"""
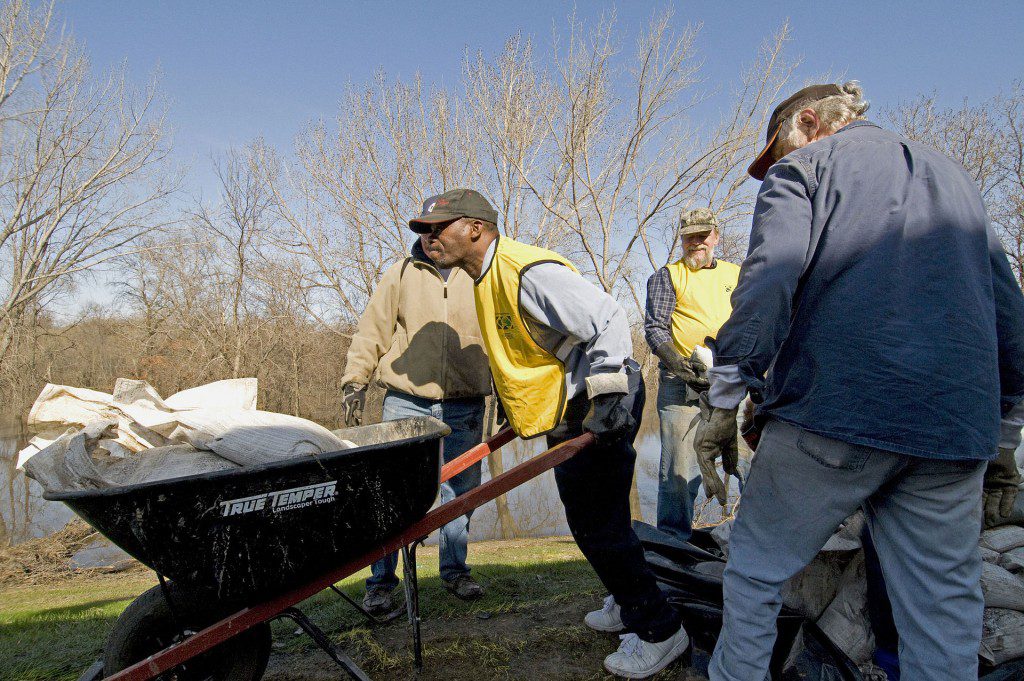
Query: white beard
684 249 713 270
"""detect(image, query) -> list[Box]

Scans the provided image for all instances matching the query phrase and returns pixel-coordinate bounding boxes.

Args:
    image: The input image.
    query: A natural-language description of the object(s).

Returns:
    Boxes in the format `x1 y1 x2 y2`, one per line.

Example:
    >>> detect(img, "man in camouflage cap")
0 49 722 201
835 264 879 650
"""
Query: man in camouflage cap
642 208 741 543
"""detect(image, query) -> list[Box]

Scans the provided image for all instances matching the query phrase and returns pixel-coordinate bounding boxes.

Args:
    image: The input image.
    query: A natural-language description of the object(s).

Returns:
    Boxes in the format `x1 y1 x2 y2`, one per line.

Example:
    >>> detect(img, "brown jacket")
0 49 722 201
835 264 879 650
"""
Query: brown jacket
341 242 490 399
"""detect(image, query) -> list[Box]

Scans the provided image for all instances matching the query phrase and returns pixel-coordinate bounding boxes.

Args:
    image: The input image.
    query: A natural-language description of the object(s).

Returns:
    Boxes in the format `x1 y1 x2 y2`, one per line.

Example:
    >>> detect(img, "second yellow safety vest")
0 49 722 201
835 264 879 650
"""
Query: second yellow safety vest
474 237 579 438
666 259 740 356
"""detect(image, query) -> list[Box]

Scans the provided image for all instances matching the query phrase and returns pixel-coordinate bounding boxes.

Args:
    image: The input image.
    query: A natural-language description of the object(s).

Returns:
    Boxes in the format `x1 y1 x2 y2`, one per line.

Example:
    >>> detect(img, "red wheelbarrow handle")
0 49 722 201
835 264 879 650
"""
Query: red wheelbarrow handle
441 428 517 482
104 431 595 681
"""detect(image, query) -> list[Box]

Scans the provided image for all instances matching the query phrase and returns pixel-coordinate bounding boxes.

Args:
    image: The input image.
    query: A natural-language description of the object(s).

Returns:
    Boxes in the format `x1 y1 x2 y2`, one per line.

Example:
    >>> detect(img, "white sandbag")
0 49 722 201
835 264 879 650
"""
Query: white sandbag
783 551 852 620
710 519 732 557
23 431 239 492
1000 547 1024 574
18 383 166 469
169 409 352 466
17 430 68 469
821 511 864 553
983 546 1003 564
980 608 1024 666
23 431 108 491
19 377 350 491
27 384 115 429
100 444 240 486
104 379 348 465
816 551 874 665
164 378 258 411
982 562 1024 611
981 525 1024 554
781 514 864 619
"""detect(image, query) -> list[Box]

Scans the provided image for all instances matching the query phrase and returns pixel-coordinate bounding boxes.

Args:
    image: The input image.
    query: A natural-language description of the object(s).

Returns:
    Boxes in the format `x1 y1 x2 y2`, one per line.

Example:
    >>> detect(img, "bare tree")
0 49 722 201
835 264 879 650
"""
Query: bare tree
464 11 795 320
0 0 174 368
255 76 483 330
994 83 1024 286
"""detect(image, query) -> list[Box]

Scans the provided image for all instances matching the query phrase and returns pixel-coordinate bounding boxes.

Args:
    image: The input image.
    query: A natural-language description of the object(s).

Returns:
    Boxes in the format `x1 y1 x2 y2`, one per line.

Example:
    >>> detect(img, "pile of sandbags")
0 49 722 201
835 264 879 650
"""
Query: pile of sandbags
710 515 1024 669
19 378 355 493
980 524 1024 666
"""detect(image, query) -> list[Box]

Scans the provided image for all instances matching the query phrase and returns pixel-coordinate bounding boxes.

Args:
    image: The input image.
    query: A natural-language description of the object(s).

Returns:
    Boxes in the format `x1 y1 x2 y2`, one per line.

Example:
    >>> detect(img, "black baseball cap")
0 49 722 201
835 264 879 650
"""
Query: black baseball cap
748 84 844 181
408 188 499 233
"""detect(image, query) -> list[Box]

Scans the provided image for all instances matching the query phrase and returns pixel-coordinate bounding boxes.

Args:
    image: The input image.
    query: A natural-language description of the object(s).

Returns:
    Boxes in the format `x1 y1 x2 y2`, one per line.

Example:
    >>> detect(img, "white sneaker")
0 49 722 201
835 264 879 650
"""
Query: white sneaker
602 625 690 679
584 595 624 632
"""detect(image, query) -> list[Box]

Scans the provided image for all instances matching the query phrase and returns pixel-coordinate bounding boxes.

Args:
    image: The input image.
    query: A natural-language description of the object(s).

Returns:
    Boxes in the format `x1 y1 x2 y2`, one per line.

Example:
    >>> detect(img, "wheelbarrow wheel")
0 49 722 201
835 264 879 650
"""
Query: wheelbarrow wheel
104 584 272 681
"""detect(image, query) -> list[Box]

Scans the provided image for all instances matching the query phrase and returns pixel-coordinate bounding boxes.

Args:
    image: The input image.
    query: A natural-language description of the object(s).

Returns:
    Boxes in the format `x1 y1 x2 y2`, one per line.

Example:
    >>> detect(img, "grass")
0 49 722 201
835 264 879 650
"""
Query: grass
0 537 704 680
0 570 157 681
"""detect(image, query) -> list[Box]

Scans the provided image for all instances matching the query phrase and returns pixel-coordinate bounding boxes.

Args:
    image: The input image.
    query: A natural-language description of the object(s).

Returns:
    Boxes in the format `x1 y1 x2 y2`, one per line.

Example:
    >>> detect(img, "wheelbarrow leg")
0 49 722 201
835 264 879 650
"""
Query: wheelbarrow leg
155 572 191 641
278 607 371 681
401 542 423 671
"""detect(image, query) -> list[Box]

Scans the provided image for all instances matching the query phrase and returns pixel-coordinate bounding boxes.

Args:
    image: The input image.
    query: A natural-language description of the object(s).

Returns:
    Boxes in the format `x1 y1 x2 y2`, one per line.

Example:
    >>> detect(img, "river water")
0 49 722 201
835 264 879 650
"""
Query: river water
0 419 733 553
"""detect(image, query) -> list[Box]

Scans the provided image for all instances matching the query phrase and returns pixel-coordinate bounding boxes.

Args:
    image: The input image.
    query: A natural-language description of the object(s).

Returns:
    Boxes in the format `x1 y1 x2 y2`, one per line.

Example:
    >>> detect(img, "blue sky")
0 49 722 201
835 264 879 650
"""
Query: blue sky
56 1 1024 199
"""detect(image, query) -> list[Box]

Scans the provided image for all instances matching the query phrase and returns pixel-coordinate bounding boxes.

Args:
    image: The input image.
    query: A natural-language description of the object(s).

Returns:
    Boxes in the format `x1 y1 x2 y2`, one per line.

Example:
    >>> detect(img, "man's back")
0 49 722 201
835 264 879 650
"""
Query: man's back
726 120 1023 459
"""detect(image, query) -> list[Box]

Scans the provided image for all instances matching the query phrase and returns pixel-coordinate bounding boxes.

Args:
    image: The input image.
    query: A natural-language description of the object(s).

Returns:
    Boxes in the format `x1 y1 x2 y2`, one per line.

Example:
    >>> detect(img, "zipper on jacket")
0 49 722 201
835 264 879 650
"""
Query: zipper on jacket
410 253 471 401
441 278 448 398
419 258 450 398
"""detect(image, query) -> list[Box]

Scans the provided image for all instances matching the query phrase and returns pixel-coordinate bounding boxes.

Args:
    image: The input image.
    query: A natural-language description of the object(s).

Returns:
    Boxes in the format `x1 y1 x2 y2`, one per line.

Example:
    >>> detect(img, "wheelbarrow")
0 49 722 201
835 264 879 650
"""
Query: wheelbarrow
46 415 594 681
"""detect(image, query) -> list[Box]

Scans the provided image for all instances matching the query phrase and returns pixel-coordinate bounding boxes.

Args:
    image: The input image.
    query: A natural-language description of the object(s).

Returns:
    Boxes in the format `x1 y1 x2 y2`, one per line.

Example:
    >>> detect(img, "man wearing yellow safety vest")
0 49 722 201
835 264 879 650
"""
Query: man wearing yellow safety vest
409 188 689 679
644 208 740 541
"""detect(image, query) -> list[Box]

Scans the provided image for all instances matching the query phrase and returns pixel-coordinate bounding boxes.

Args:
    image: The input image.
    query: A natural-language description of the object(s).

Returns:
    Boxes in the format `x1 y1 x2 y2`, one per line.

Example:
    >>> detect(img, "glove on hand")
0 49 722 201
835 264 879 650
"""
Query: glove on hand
694 393 739 506
341 383 366 427
495 397 508 430
740 398 763 451
983 446 1022 528
654 341 709 392
583 393 635 442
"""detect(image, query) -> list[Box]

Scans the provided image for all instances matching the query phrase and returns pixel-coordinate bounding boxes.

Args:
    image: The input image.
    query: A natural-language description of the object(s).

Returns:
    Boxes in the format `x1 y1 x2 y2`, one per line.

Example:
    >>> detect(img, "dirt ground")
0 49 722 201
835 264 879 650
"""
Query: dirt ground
1 536 710 680
262 595 709 681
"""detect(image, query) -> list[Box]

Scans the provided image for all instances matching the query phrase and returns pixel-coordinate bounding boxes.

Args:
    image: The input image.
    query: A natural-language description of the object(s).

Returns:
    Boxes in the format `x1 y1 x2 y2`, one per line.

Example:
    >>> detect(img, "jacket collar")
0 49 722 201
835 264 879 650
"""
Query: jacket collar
835 120 879 135
475 234 499 285
410 239 434 265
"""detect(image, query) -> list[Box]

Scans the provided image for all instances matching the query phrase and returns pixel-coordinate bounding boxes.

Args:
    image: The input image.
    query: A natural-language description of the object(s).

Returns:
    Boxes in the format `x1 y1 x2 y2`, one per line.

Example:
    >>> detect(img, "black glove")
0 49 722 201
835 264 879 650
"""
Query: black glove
341 383 366 427
694 393 739 505
654 341 709 392
740 398 764 451
983 446 1022 528
583 393 635 442
495 397 508 429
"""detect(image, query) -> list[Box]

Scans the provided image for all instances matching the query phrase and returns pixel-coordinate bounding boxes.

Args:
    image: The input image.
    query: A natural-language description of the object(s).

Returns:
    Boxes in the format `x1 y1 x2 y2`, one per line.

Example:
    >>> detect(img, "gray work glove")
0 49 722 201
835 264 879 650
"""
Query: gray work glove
341 383 366 427
694 392 739 506
583 393 635 442
983 446 1022 529
654 341 709 392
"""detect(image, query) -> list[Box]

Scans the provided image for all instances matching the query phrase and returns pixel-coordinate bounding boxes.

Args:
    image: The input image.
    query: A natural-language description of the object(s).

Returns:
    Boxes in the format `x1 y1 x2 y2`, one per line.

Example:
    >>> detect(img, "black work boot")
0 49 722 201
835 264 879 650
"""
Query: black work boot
443 574 485 601
362 585 396 616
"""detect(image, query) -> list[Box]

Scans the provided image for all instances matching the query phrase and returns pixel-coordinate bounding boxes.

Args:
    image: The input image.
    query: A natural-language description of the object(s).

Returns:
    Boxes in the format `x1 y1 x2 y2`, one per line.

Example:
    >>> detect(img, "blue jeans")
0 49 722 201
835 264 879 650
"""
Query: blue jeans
365 391 485 590
709 419 985 681
656 370 703 541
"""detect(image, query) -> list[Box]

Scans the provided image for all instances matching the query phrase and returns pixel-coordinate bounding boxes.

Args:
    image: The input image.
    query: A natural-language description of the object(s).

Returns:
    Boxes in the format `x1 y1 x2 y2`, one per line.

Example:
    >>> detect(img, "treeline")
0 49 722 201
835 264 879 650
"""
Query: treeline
0 0 1022 421
3 313 353 427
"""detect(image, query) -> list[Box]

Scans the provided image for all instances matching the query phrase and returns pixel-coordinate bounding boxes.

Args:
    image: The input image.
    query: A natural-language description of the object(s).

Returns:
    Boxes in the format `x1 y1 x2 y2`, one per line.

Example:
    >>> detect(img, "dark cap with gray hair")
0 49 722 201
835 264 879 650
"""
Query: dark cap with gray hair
748 83 844 181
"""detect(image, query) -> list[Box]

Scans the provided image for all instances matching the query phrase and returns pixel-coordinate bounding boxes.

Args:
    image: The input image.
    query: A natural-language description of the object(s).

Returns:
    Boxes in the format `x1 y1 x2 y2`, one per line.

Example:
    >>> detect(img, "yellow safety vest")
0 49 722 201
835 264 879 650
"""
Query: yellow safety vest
666 259 740 356
474 237 579 438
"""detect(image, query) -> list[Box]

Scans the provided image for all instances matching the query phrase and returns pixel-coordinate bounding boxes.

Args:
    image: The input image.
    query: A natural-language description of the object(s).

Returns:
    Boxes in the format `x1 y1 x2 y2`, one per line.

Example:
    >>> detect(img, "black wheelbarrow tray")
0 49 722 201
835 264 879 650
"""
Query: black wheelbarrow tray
44 415 593 681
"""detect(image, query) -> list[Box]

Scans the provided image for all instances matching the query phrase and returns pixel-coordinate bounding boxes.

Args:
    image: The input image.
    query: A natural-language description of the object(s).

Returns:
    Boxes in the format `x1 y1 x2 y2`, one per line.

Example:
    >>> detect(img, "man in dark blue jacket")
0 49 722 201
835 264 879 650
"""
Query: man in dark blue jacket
698 82 1024 681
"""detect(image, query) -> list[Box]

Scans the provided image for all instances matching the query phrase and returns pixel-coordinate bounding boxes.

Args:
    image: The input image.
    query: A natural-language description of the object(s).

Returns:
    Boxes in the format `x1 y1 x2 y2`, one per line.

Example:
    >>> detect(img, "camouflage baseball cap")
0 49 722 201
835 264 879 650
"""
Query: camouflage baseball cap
679 208 719 236
409 188 498 233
